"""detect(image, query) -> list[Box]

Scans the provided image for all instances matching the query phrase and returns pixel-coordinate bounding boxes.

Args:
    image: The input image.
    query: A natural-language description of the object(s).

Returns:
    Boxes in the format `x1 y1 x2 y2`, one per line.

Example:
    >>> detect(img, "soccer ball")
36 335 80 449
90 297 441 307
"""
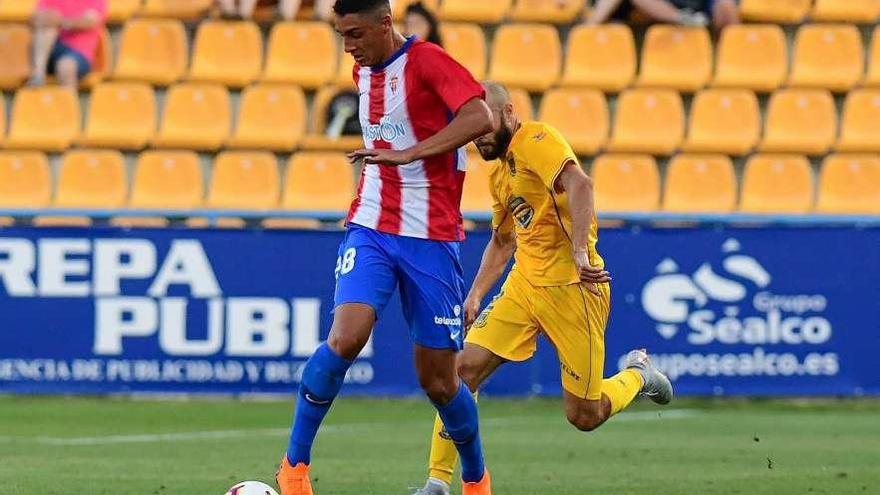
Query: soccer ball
225 481 279 495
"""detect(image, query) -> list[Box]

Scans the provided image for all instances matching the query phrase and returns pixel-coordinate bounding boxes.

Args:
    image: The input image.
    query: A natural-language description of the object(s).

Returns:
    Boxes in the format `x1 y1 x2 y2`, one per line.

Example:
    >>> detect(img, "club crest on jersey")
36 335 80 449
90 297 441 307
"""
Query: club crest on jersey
508 196 534 229
506 153 516 176
366 118 408 143
390 76 399 95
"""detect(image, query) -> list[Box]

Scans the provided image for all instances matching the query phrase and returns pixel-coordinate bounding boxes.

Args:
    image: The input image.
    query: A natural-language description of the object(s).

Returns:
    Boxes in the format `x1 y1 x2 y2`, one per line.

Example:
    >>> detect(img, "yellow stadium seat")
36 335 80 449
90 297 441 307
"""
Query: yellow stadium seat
788 24 863 92
261 217 325 230
55 150 127 208
131 151 203 209
509 88 534 121
460 153 496 214
263 21 336 89
760 89 837 155
114 19 188 86
811 0 880 23
538 88 608 155
81 82 156 150
817 154 880 214
188 21 262 88
509 0 583 23
301 86 364 151
740 154 813 214
561 24 636 92
637 25 712 92
107 0 142 24
683 89 760 156
606 89 684 156
663 154 737 213
228 84 306 152
392 0 440 19
283 152 355 212
489 24 561 92
440 23 487 80
592 154 660 212
0 0 36 22
4 87 79 152
0 24 31 90
32 216 93 227
740 0 811 23
113 216 180 228
713 24 787 93
837 90 880 153
140 0 213 20
439 0 512 23
335 44 357 88
153 83 231 151
0 151 50 207
866 27 880 87
208 152 280 209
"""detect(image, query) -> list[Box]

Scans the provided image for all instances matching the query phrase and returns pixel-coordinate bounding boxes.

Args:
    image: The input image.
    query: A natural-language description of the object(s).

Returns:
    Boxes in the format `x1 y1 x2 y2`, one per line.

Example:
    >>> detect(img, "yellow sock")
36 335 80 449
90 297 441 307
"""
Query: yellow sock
602 369 644 416
427 412 457 484
427 391 479 484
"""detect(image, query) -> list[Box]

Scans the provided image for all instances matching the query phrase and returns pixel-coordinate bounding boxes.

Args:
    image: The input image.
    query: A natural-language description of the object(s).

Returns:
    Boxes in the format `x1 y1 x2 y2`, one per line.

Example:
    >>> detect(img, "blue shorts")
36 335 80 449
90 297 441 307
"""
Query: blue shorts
48 41 91 79
334 224 466 350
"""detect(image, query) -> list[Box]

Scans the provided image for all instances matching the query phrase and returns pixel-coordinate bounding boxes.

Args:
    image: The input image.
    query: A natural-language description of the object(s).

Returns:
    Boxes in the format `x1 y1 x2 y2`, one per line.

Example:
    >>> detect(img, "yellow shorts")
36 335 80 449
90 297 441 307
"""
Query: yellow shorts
466 269 611 400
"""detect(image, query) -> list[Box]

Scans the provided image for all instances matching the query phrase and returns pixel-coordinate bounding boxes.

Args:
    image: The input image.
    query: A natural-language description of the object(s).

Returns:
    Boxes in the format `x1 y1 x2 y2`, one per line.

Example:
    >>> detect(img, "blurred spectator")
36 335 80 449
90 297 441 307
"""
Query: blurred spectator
588 0 739 31
30 0 107 88
216 0 333 21
404 2 442 46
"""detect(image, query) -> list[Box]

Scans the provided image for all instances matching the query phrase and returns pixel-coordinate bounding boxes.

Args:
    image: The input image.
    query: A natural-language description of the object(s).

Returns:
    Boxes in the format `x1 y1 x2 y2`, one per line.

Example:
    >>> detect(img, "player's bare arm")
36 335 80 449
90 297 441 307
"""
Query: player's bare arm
349 98 493 165
463 229 516 330
555 162 611 295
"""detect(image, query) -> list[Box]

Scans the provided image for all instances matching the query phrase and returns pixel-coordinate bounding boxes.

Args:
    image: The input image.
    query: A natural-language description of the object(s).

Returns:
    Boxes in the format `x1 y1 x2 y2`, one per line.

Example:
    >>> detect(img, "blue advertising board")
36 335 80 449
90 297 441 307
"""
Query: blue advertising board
0 226 877 396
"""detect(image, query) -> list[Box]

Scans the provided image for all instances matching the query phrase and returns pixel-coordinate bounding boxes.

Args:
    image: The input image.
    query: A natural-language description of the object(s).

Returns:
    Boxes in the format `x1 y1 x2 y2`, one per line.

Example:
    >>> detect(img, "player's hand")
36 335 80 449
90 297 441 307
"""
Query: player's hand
347 148 416 166
574 248 610 296
463 293 482 334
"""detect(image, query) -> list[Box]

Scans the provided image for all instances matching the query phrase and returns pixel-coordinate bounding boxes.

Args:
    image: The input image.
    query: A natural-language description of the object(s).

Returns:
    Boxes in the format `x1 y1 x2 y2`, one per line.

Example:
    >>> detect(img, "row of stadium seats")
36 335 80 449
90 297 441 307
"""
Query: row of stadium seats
2 0 879 25
0 150 354 228
1 150 877 221
469 153 880 215
5 21 880 93
0 0 584 24
3 83 879 157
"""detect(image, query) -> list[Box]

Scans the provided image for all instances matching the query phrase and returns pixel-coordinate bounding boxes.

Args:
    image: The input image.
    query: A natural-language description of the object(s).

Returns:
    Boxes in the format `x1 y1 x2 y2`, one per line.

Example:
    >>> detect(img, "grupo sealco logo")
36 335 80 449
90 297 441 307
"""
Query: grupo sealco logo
641 239 832 347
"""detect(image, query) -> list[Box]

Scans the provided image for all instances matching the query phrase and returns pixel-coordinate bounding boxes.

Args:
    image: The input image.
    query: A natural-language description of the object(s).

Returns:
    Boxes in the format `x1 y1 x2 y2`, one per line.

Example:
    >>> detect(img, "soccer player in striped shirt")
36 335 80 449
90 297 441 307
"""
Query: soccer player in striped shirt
276 1 495 494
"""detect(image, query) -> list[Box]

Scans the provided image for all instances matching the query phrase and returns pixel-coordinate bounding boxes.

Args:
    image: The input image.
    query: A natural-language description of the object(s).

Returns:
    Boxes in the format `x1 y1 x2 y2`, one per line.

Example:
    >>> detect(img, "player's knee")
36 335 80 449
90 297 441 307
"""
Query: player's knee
566 407 605 432
420 376 458 405
326 330 368 360
455 359 482 393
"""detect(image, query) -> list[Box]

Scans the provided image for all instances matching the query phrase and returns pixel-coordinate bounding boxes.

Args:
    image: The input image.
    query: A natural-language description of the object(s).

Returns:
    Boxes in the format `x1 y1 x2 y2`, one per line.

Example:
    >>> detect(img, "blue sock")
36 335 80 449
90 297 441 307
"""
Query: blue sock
286 343 353 466
434 382 485 483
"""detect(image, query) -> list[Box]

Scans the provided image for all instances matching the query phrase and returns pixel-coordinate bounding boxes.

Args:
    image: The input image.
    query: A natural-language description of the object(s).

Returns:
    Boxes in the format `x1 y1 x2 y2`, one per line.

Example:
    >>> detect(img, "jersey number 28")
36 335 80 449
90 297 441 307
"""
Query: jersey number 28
335 248 357 279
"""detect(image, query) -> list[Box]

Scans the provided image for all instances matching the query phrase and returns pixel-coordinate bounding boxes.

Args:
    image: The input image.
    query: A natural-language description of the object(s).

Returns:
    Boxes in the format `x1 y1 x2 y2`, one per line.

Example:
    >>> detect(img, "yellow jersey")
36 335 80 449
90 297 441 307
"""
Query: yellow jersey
489 121 604 287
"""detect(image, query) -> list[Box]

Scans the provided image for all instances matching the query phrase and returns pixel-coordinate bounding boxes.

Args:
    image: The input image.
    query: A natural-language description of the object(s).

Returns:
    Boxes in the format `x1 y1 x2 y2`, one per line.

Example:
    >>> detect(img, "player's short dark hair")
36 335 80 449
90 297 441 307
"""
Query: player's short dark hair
333 0 391 17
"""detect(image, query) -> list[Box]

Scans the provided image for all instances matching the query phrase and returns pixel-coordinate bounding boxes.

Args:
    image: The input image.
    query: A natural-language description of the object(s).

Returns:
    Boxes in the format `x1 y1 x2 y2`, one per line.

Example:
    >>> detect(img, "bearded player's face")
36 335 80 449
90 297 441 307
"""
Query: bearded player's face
475 106 513 161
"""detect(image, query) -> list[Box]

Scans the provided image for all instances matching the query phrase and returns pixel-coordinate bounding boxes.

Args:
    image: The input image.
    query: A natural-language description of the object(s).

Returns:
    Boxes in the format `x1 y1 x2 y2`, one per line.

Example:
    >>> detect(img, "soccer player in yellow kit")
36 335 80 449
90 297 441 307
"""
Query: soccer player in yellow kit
412 82 674 495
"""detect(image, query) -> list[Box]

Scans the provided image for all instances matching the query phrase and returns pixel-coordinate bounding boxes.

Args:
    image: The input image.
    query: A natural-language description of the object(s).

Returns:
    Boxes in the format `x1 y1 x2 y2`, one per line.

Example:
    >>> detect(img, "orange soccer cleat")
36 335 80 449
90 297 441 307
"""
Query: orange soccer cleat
275 456 313 495
462 470 492 495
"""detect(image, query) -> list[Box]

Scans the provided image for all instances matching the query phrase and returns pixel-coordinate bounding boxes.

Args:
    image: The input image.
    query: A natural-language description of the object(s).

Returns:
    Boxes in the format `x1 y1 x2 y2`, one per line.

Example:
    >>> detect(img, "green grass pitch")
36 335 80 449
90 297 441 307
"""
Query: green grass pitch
1 396 878 494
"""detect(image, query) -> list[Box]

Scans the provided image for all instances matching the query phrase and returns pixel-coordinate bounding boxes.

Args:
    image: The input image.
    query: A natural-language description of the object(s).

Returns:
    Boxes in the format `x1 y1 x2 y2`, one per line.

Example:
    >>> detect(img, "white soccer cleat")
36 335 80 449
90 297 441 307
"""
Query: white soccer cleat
411 477 451 495
625 349 674 405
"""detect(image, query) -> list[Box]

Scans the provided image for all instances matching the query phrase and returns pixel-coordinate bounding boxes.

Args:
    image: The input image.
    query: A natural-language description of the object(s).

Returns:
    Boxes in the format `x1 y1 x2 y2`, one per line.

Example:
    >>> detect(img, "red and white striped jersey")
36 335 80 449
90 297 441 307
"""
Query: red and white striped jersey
346 37 485 242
